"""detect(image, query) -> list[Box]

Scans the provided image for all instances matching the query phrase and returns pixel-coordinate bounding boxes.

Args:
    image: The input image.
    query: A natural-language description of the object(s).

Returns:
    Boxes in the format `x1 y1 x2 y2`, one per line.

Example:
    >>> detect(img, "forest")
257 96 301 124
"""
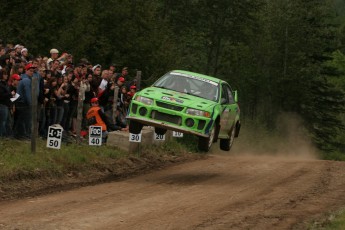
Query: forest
1 0 345 154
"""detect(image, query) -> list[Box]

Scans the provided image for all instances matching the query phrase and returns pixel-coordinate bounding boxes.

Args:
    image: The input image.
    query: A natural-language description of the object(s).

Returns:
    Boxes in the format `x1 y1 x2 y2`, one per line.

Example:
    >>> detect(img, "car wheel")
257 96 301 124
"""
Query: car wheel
129 120 143 134
198 125 216 152
220 126 236 151
213 122 220 143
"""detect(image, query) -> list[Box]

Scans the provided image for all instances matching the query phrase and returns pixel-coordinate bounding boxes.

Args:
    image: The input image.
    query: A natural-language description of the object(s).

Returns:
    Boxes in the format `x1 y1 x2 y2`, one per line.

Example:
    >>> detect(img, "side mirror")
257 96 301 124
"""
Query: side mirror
233 90 238 103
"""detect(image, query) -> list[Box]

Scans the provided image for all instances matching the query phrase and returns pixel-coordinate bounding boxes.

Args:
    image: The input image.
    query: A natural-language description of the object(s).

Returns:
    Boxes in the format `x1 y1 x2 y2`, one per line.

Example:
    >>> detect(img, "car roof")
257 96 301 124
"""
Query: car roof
171 70 223 84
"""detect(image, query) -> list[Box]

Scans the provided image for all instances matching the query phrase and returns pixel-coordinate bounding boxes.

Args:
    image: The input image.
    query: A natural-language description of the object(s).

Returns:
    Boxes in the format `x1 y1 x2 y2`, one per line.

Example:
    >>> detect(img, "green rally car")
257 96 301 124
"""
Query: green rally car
127 70 241 152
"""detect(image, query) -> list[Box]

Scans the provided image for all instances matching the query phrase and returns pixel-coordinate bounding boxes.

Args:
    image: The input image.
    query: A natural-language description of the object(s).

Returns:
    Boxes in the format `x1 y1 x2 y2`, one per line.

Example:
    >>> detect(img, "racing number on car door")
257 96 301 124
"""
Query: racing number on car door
219 84 236 136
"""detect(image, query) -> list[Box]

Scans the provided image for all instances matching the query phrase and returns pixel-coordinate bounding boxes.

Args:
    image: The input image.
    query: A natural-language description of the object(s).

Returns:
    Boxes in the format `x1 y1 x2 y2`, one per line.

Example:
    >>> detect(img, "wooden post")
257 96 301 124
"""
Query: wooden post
76 84 85 144
112 85 119 124
136 71 141 91
31 75 38 153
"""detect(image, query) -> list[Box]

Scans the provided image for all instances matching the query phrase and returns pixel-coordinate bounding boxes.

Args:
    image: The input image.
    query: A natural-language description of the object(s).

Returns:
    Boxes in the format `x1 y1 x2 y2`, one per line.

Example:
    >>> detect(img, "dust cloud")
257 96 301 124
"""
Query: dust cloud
222 113 319 160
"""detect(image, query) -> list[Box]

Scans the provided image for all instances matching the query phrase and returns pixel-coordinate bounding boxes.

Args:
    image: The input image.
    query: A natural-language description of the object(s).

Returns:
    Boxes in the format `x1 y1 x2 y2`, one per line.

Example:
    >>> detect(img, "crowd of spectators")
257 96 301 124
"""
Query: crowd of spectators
0 43 138 140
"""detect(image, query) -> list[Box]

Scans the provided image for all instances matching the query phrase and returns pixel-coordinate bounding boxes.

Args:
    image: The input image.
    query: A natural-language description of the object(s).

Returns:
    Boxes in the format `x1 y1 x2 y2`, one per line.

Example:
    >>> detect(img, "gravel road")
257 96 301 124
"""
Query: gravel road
1 152 345 230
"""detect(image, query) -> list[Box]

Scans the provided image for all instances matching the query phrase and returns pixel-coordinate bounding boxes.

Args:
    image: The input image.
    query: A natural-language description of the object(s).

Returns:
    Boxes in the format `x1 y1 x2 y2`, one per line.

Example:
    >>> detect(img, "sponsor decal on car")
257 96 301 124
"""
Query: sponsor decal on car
171 72 218 86
161 96 184 103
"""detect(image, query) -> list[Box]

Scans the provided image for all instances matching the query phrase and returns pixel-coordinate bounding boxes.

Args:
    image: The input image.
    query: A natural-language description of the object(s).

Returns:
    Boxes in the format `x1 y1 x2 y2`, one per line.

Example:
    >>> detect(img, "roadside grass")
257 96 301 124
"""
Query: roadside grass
0 138 127 180
0 137 195 182
309 209 345 230
321 151 345 161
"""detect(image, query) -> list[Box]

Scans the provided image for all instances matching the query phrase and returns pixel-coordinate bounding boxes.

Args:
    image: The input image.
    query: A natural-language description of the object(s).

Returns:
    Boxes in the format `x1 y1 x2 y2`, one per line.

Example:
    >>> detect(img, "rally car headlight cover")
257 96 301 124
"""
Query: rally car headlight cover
186 108 211 117
135 96 153 105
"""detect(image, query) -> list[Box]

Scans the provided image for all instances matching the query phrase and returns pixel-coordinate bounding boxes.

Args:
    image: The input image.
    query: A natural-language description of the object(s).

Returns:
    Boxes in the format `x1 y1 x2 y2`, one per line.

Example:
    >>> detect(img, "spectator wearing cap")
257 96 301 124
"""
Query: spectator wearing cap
9 74 21 96
14 44 23 55
91 64 102 95
112 76 125 108
8 73 21 137
13 63 39 139
129 85 136 97
20 48 33 63
0 69 11 137
47 48 59 69
86 97 109 143
14 44 23 63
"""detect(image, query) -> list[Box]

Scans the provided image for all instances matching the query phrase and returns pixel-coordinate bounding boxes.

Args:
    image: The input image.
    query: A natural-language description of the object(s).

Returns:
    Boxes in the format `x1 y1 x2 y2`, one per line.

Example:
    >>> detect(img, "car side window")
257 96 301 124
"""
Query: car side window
221 84 229 104
226 85 234 104
221 84 234 104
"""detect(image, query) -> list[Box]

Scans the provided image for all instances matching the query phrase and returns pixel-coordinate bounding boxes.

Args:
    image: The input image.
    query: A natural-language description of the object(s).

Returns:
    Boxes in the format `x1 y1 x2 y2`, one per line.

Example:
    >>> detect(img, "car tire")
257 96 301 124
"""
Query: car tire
213 122 220 143
220 126 236 151
129 120 143 134
198 125 216 152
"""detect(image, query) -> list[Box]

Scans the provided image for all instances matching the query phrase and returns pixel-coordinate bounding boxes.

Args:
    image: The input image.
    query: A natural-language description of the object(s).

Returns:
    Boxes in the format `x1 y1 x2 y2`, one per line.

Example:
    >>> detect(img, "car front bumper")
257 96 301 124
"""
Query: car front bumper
126 116 210 138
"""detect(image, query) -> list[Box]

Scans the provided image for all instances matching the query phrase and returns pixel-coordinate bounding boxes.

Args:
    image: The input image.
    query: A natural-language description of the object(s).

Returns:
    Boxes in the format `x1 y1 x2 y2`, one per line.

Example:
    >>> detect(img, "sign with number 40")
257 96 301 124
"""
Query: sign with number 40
89 126 102 146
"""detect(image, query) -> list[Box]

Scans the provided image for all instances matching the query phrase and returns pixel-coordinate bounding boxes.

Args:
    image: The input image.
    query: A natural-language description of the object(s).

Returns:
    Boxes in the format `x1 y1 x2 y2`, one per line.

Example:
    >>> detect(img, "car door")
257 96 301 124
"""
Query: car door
219 83 237 138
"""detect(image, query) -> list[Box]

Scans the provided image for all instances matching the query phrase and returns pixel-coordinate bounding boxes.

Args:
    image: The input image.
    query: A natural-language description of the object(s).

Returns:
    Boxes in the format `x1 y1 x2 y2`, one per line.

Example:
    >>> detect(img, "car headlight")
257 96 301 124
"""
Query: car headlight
186 108 210 117
135 96 153 105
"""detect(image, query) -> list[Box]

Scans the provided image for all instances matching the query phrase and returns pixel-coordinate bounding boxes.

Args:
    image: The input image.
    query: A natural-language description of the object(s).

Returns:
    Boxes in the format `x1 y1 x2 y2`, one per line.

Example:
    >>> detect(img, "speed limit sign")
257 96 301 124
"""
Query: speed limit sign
89 126 102 146
47 125 63 149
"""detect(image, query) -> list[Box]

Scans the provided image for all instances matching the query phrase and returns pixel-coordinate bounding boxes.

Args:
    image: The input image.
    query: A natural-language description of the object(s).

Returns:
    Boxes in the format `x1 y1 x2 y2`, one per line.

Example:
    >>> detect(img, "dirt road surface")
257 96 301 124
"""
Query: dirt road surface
1 153 345 230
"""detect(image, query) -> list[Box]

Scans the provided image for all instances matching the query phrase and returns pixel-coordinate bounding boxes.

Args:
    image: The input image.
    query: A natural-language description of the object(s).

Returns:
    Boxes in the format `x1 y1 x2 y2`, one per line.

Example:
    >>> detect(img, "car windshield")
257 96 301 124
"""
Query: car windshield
153 72 219 102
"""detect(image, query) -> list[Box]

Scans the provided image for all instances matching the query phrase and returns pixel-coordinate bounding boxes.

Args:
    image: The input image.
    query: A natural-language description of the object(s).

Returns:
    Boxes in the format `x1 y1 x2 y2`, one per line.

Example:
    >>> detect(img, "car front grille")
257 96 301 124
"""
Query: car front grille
156 101 184 111
151 111 182 125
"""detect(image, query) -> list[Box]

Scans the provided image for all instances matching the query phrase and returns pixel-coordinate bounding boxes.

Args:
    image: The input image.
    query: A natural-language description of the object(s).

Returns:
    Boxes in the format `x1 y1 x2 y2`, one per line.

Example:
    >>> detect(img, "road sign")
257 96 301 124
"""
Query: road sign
154 132 165 141
89 126 102 146
129 133 142 142
47 125 63 149
172 131 183 138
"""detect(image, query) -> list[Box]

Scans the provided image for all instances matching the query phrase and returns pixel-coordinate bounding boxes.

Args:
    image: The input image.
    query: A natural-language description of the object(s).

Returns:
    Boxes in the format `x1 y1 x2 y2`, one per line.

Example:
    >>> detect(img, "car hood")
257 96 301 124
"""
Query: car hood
138 87 217 111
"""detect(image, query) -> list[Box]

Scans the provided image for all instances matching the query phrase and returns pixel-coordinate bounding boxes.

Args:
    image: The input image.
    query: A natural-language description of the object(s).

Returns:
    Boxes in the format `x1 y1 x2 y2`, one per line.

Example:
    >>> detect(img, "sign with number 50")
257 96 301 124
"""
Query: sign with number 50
47 125 63 149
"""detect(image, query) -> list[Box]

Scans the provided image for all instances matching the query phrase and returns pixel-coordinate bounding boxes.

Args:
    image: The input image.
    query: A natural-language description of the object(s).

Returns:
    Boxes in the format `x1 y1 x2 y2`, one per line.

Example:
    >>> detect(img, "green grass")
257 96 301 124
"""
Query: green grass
0 137 196 182
309 209 345 230
0 139 128 180
321 151 345 161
